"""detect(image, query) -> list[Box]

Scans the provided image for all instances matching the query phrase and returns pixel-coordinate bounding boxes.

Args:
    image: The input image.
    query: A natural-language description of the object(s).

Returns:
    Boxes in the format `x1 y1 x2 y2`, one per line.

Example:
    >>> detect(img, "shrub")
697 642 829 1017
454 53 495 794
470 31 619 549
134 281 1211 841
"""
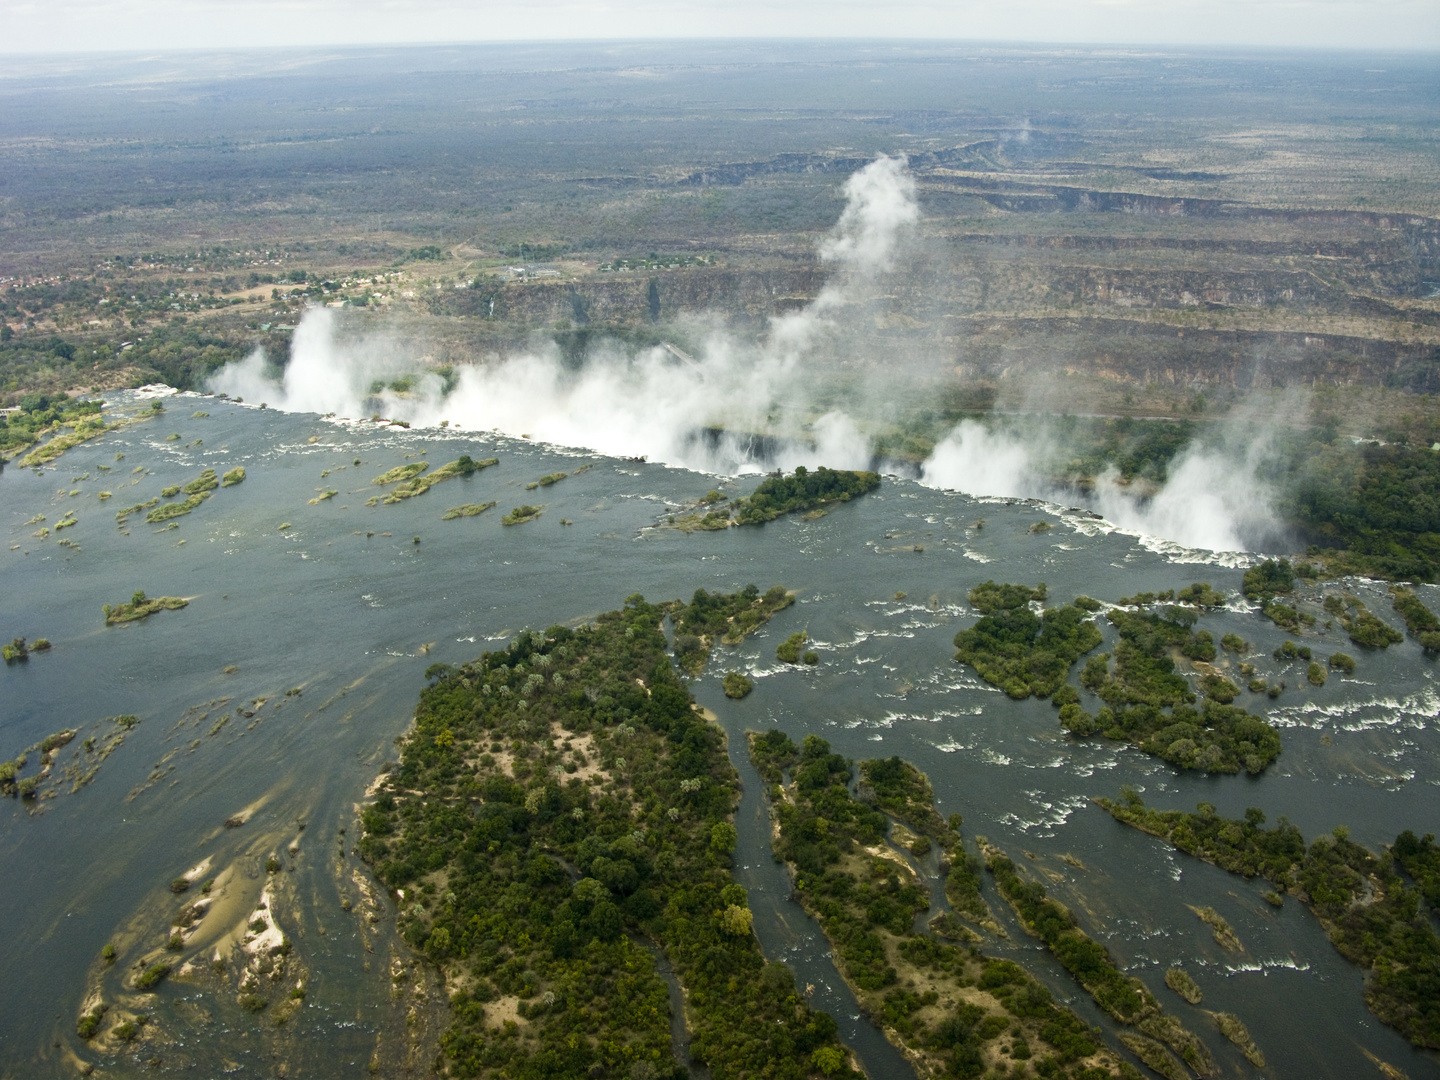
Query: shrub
722 672 752 699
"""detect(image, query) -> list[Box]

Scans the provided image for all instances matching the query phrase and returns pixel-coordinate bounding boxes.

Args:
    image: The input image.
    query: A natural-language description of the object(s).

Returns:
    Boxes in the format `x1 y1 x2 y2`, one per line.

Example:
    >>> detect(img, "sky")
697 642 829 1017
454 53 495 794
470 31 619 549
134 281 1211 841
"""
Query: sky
0 0 1436 54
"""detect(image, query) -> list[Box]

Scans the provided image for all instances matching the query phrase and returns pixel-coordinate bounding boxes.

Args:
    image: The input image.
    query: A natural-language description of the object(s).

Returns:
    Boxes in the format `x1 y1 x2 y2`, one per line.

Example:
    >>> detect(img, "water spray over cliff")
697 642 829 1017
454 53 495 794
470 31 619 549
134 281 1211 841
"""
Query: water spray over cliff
208 154 1280 552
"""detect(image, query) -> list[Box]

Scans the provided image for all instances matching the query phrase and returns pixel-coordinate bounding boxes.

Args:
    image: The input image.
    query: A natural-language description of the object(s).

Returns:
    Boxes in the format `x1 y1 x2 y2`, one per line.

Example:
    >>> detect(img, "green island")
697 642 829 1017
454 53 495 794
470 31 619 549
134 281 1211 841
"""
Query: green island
671 467 880 530
368 456 498 505
115 497 160 526
373 461 430 485
443 501 498 520
308 489 339 504
952 581 1102 700
500 504 544 526
103 591 188 625
526 472 567 490
1240 560 1314 630
776 631 809 664
733 466 880 526
1096 791 1440 1048
979 840 1216 1080
3 636 50 663
721 672 752 699
1069 604 1281 775
357 593 860 1080
1391 587 1440 651
669 584 794 675
220 466 245 486
145 467 220 523
747 730 1136 1080
1322 593 1403 648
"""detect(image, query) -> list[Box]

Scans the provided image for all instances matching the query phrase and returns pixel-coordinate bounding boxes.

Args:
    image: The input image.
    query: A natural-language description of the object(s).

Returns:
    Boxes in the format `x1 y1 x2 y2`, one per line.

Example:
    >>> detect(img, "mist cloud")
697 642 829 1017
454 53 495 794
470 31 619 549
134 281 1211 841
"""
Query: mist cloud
207 153 1283 552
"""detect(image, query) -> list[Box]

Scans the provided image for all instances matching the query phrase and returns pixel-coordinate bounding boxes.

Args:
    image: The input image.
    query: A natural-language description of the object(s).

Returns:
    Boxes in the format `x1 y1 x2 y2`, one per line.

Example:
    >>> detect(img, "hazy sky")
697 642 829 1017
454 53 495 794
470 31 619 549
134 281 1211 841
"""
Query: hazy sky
0 0 1436 54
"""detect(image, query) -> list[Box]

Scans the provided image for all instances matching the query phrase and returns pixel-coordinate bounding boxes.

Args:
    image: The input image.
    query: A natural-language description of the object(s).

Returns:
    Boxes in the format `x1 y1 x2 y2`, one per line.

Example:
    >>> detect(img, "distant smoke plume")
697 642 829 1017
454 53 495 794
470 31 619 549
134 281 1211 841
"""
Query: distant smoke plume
208 154 1281 552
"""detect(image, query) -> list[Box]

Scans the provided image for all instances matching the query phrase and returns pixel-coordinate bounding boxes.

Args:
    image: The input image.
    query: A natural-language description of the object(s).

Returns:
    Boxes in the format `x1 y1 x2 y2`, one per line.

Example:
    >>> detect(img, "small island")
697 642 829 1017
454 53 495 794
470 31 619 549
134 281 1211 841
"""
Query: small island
671 466 880 530
145 468 219 523
369 456 498 504
220 466 245 486
500 504 543 525
442 501 497 520
103 591 188 626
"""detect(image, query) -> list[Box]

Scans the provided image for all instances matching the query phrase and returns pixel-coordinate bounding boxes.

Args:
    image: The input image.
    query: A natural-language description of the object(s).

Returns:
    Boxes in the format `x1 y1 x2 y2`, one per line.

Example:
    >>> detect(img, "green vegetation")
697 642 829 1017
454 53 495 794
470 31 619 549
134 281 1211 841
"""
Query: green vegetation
358 594 858 1080
103 590 188 625
1067 607 1281 774
3 637 31 663
134 962 171 991
952 582 1102 700
1390 587 1440 651
145 467 220 522
1307 662 1327 686
1394 831 1440 908
669 585 794 674
776 632 808 664
1 394 105 461
1189 905 1242 952
748 731 1132 1079
1324 593 1404 648
730 466 880 526
443 501 498 520
722 672 752 699
221 466 245 486
1163 968 1201 1005
308 489 339 504
526 472 567 490
981 840 1214 1076
114 496 160 524
1097 791 1440 1048
374 462 429 485
501 504 543 525
370 456 498 504
1210 1012 1264 1068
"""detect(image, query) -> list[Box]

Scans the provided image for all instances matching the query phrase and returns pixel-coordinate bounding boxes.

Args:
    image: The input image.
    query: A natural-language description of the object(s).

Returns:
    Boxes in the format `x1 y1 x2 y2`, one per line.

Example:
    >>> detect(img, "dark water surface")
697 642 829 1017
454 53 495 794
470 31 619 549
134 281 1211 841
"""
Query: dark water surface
2 392 1437 1078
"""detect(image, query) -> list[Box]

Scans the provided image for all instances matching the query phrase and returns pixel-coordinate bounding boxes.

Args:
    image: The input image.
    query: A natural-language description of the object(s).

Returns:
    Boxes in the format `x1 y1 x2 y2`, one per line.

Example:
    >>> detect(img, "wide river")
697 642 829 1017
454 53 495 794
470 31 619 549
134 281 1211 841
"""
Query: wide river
2 391 1437 1078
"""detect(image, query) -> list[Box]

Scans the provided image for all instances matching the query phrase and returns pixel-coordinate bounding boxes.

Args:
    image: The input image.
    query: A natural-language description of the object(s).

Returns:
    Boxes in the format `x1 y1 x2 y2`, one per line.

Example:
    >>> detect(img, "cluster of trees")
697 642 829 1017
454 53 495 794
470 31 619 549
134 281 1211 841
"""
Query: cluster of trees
669 584 793 674
1098 792 1440 1049
0 394 103 458
748 731 1131 1080
730 466 881 526
952 582 1103 700
1066 607 1281 775
360 592 859 1079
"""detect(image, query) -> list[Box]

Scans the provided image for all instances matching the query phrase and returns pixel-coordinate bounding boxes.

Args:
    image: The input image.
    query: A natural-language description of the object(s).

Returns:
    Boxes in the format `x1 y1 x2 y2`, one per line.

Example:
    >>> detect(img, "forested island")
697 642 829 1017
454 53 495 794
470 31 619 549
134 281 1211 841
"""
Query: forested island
951 583 1281 775
671 467 880 531
748 730 1136 1080
1097 791 1440 1049
358 592 859 1080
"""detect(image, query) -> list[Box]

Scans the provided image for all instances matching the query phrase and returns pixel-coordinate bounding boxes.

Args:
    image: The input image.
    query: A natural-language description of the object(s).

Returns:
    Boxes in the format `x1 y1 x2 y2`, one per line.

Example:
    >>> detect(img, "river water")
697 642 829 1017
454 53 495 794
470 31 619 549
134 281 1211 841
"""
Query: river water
2 391 1437 1078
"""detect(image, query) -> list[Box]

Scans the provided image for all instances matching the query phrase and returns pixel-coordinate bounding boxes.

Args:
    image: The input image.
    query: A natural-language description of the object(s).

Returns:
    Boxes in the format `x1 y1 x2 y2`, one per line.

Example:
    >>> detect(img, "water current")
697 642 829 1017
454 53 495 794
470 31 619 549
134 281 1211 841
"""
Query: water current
2 391 1437 1078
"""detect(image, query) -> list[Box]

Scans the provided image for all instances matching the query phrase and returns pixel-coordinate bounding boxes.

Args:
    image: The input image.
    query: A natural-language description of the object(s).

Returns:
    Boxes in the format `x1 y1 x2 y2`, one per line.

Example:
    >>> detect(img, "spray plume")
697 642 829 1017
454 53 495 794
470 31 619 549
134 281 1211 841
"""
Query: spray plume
208 154 1280 552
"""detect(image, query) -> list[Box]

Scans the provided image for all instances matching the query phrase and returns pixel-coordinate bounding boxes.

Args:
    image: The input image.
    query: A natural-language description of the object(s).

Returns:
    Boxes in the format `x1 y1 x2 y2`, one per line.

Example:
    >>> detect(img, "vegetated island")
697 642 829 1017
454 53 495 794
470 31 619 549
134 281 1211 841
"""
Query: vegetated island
145 467 219 523
500 504 543 526
668 584 794 675
367 456 497 505
670 466 880 531
952 582 1102 700
950 582 1280 775
1392 586 1440 651
747 731 1138 1080
220 466 245 486
103 591 188 625
525 471 567 490
3 636 51 663
356 593 861 1080
1097 790 1440 1049
979 839 1218 1080
1 714 138 804
443 501 498 520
